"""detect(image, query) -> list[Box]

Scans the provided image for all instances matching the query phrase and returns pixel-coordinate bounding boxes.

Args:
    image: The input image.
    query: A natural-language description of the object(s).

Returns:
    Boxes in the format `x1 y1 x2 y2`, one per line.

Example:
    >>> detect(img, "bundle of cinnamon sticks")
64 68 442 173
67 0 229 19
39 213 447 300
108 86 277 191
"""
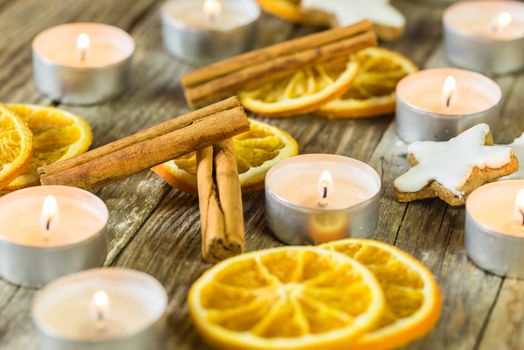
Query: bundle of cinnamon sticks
39 97 248 263
182 20 377 107
39 97 248 190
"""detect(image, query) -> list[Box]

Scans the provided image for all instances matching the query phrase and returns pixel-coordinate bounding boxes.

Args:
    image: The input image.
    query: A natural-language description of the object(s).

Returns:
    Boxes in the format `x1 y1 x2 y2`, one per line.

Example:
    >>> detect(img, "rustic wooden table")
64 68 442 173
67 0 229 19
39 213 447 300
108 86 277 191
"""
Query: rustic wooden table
1 0 523 349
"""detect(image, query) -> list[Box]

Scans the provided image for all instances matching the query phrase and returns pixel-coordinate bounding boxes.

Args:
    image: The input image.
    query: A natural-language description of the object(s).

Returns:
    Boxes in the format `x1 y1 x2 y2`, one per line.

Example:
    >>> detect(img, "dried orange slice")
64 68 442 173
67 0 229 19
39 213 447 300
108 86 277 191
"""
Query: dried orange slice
1 105 92 193
257 0 304 23
238 57 359 117
316 47 417 119
321 239 441 350
152 119 298 195
188 246 385 350
0 104 32 189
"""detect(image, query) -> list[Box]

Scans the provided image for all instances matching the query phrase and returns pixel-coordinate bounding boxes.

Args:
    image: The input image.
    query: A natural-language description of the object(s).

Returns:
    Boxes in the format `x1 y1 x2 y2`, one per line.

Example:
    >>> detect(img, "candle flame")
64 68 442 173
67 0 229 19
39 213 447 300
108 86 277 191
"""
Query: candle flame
441 75 457 109
318 170 333 208
40 195 58 241
76 33 91 62
489 12 512 33
514 189 524 225
92 290 110 329
203 0 221 22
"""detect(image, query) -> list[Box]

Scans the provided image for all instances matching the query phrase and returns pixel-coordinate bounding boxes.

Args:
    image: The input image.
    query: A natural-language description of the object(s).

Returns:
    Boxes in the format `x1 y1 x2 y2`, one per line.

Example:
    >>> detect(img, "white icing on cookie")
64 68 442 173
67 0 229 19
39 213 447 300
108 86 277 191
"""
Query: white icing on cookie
394 124 513 196
302 0 405 29
502 132 524 179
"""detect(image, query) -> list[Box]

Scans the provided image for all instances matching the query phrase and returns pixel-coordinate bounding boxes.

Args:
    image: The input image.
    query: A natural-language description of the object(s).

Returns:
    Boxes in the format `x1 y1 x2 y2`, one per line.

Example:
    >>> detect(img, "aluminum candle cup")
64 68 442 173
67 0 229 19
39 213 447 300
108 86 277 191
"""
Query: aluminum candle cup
465 180 524 278
32 268 168 350
0 186 108 288
32 23 134 105
265 154 382 245
396 68 502 143
444 1 524 74
161 0 260 63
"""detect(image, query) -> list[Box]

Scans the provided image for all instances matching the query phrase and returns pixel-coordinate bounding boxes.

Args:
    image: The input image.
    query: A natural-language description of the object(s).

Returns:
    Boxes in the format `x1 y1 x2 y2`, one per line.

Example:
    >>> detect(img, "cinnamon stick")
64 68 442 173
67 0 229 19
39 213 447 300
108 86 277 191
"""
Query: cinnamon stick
197 139 244 263
183 20 373 87
39 100 250 190
182 21 377 107
39 96 241 178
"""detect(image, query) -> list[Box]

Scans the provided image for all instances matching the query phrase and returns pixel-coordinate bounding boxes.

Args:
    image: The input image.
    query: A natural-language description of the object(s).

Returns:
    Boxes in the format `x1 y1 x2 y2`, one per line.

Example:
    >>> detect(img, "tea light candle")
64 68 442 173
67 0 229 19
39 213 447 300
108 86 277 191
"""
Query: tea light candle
466 180 524 278
32 23 135 105
32 268 167 350
265 154 381 245
444 1 524 74
396 68 501 143
161 0 260 63
0 186 108 288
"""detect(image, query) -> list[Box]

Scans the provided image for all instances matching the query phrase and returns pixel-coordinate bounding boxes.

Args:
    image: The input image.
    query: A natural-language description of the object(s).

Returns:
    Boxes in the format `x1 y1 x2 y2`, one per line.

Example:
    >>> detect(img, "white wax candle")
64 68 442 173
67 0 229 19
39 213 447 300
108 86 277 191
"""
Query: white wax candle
32 268 167 343
397 68 501 116
163 0 260 31
445 1 524 41
267 154 381 210
0 186 107 247
467 180 524 237
32 23 134 68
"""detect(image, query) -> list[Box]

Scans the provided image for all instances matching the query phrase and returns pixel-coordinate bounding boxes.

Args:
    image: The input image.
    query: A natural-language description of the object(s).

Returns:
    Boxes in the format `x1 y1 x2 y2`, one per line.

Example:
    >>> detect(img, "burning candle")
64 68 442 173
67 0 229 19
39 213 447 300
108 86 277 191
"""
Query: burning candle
76 33 91 63
161 0 260 63
0 186 108 288
466 180 524 278
32 268 167 350
396 68 502 142
265 154 381 245
32 23 135 105
92 290 110 331
444 1 524 74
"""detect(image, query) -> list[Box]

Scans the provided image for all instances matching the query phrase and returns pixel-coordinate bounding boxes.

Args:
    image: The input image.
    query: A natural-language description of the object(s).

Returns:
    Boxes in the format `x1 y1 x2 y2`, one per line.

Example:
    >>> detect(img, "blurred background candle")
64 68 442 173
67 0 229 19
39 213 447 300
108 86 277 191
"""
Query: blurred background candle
444 1 524 74
32 268 167 350
32 23 135 105
265 154 381 245
161 0 260 63
396 68 501 142
0 186 108 288
466 180 524 278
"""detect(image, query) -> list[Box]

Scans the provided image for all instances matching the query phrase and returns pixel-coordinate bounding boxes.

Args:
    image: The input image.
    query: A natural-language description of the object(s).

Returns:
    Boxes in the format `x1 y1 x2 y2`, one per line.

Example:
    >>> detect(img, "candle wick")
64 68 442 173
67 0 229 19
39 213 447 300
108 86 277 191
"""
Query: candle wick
208 13 218 23
94 310 107 332
80 50 87 63
446 95 451 108
46 218 51 231
520 209 524 226
318 186 328 208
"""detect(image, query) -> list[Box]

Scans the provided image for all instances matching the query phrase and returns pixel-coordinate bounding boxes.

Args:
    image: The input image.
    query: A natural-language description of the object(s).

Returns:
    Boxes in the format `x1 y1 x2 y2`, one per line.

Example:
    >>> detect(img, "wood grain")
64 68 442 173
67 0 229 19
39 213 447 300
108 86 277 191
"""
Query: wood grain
2 0 524 349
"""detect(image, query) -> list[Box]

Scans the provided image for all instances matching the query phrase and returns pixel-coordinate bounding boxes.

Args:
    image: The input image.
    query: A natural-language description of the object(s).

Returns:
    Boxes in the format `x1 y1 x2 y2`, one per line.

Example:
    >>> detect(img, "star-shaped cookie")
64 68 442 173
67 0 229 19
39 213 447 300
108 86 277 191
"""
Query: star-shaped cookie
394 124 518 206
301 0 405 41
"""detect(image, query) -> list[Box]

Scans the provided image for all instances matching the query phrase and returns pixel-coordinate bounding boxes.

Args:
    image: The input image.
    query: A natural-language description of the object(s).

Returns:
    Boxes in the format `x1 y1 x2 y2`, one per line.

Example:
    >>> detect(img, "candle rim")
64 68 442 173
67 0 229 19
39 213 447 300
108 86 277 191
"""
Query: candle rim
32 22 135 69
0 185 108 248
466 179 524 239
32 268 167 342
396 68 502 118
161 0 261 34
265 154 382 212
443 0 524 42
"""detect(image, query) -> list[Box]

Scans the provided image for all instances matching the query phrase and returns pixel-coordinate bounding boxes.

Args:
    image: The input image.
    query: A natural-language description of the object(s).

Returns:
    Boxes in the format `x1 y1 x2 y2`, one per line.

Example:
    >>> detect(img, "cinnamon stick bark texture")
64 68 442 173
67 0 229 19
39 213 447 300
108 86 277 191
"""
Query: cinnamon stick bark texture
197 139 244 263
182 20 377 107
39 98 249 190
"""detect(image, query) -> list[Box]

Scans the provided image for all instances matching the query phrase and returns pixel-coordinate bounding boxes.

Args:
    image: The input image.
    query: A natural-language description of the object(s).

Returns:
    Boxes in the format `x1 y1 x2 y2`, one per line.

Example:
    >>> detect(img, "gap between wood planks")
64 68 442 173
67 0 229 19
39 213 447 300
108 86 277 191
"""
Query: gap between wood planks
473 280 504 350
